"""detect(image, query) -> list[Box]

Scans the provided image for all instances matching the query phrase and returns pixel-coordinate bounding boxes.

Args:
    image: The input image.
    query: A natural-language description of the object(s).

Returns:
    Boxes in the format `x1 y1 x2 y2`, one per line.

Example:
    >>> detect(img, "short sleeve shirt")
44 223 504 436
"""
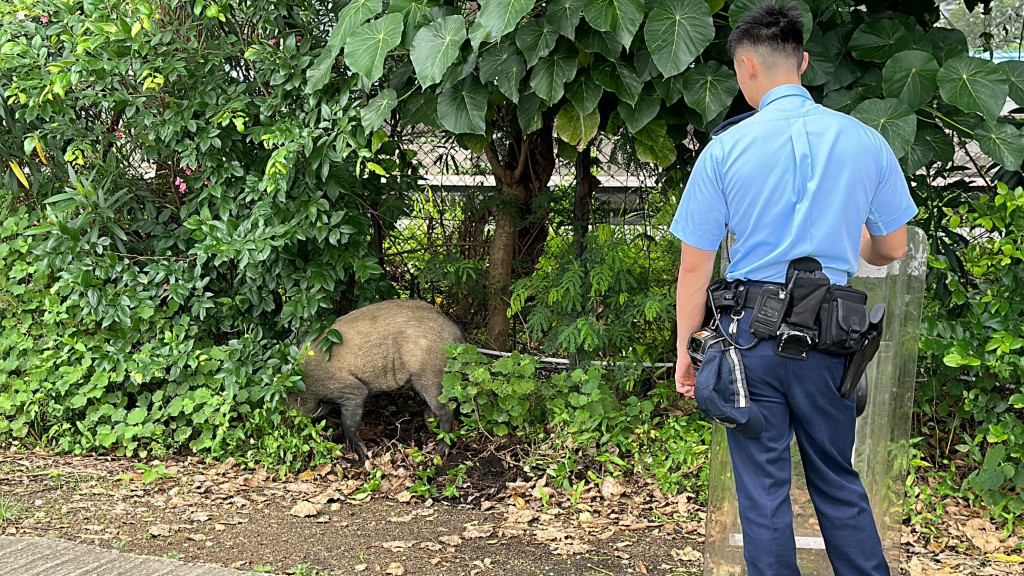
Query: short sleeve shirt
669 84 918 284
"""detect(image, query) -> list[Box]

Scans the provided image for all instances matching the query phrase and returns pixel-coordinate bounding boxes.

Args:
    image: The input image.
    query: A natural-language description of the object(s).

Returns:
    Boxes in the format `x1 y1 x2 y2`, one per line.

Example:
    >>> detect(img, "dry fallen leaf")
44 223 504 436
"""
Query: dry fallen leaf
310 490 342 505
148 524 173 537
463 524 494 539
289 501 320 518
385 562 405 575
601 477 625 502
440 535 463 546
381 540 416 551
671 547 702 562
353 563 367 572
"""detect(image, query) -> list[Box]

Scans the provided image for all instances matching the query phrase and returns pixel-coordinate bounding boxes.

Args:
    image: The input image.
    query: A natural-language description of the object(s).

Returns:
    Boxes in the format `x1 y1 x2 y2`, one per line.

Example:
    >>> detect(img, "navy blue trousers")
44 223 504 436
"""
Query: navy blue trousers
721 313 890 576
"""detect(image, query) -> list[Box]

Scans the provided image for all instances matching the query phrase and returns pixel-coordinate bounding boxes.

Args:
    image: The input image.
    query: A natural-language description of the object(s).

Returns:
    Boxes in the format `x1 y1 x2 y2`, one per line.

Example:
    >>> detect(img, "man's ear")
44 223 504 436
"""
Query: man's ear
798 51 809 75
739 55 757 81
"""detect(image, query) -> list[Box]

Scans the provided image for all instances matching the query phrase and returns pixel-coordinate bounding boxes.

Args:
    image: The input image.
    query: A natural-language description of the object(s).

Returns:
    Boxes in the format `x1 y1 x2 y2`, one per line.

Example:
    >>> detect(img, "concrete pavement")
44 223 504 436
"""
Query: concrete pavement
0 536 252 576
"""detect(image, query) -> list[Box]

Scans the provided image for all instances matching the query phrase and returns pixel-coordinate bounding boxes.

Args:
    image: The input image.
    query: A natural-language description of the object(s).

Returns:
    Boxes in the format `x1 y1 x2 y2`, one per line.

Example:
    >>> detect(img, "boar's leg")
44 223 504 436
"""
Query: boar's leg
336 383 370 462
413 383 453 458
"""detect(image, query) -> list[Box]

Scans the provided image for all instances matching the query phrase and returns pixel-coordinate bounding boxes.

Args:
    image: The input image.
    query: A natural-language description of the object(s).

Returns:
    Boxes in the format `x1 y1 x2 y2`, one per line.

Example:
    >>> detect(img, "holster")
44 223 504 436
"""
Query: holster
839 303 885 398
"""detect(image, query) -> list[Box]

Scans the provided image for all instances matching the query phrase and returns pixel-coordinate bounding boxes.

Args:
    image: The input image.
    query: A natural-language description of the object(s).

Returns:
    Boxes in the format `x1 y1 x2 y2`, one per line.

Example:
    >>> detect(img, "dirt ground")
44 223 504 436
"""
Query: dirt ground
1 446 1022 576
0 449 705 576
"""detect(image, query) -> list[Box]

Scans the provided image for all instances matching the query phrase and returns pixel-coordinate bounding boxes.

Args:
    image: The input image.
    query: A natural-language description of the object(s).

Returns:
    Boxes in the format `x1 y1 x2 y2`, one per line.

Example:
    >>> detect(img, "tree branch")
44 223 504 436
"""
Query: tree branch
484 142 510 184
510 134 530 181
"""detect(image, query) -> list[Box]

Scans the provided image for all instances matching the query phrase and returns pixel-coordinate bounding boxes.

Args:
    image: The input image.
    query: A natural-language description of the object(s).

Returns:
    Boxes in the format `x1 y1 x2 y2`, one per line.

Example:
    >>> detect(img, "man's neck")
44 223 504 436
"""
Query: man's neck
755 79 803 109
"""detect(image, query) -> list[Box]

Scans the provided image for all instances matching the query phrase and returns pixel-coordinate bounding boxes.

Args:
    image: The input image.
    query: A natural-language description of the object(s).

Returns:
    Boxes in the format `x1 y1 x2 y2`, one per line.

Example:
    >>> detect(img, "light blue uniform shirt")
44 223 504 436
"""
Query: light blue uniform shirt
670 85 918 284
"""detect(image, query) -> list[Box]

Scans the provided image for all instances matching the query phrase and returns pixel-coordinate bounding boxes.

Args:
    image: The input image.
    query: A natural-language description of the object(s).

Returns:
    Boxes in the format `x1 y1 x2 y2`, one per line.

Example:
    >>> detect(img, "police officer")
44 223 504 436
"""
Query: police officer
671 3 917 576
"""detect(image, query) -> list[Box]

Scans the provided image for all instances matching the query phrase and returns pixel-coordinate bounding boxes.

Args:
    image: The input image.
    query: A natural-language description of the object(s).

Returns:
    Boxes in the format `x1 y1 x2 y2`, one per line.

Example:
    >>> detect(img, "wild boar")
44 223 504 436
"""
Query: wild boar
294 299 465 461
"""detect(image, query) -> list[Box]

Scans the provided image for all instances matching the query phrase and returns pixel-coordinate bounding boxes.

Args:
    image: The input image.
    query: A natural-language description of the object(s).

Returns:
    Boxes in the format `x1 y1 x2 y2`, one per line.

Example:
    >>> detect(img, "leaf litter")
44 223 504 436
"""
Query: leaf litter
1 448 1022 574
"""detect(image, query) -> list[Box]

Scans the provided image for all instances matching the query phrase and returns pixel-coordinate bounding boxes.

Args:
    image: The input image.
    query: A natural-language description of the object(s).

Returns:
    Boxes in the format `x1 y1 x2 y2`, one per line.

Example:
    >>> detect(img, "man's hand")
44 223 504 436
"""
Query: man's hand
676 355 696 397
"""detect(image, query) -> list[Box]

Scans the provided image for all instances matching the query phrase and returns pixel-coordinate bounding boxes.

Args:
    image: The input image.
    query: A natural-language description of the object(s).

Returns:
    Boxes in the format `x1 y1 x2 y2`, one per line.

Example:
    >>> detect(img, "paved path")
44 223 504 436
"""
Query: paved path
0 536 251 576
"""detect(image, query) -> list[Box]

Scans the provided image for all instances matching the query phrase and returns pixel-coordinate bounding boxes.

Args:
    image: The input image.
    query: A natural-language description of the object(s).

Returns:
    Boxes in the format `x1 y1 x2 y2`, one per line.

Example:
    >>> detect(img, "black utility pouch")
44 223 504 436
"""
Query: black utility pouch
775 257 830 360
817 285 869 355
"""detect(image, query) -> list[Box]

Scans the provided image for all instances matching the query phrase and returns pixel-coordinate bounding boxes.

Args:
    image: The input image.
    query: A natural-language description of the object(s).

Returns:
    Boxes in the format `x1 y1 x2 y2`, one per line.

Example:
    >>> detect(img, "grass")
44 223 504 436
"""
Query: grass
0 492 22 523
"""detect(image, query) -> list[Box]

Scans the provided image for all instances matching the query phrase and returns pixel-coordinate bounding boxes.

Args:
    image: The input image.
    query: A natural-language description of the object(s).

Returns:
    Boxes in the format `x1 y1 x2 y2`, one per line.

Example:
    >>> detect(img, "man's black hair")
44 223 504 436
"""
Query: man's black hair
727 1 805 71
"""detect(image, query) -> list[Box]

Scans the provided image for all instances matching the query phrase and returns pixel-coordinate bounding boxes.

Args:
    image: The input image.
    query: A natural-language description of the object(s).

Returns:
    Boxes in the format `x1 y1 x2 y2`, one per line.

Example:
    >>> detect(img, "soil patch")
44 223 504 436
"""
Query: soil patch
2 450 1022 575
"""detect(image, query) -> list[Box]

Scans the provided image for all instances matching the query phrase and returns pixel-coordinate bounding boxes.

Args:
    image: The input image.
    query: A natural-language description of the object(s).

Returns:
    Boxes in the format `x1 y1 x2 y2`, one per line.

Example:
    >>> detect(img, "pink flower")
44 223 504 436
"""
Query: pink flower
163 283 169 290
296 36 302 44
41 16 49 24
33 221 40 226
268 38 277 46
115 130 124 139
183 166 193 175
204 179 210 186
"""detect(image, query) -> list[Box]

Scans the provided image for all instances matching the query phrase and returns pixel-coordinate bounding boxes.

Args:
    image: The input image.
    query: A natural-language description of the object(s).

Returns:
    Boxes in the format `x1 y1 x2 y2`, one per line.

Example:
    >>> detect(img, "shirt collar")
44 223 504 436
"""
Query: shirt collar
758 84 812 110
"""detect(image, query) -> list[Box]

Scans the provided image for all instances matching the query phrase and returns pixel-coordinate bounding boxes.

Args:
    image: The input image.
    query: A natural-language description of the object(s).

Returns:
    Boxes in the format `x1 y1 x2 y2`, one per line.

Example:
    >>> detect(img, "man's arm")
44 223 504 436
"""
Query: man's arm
675 242 718 397
860 225 908 266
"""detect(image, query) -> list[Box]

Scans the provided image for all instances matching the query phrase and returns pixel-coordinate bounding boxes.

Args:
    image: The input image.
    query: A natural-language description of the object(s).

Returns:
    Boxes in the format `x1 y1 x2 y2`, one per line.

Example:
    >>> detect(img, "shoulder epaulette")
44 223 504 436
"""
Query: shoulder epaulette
711 111 757 137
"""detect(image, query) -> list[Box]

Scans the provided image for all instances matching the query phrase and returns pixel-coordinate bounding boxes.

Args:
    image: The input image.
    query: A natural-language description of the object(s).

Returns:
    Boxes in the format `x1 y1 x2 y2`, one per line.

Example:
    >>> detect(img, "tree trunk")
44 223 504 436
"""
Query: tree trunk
573 145 594 259
482 124 556 351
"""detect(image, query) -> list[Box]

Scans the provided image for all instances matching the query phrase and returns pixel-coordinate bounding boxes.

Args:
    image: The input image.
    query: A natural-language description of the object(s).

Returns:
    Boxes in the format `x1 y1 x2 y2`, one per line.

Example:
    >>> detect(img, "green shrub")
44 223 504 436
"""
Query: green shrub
0 203 342 470
917 183 1024 521
0 0 412 470
440 343 710 494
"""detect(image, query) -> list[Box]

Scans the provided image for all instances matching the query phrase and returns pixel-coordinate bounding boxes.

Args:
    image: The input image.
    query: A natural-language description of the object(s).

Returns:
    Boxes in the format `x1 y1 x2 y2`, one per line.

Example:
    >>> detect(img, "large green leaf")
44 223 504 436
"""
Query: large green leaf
851 98 917 158
516 18 559 67
848 20 911 62
592 57 642 105
903 120 953 174
617 85 661 132
882 50 938 110
728 0 812 41
582 0 644 48
306 0 383 92
976 121 1024 170
437 76 489 134
822 89 863 114
937 55 1009 121
823 27 864 93
644 0 714 78
401 89 440 129
577 25 622 59
517 92 546 133
441 51 479 88
634 49 657 82
653 73 686 105
555 102 601 150
926 27 968 65
682 62 738 124
477 0 536 39
566 75 604 115
635 119 676 167
802 28 835 87
530 42 579 103
388 0 434 28
344 14 404 83
361 89 398 132
479 41 527 102
545 0 584 39
854 68 883 99
999 61 1024 107
410 15 466 87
